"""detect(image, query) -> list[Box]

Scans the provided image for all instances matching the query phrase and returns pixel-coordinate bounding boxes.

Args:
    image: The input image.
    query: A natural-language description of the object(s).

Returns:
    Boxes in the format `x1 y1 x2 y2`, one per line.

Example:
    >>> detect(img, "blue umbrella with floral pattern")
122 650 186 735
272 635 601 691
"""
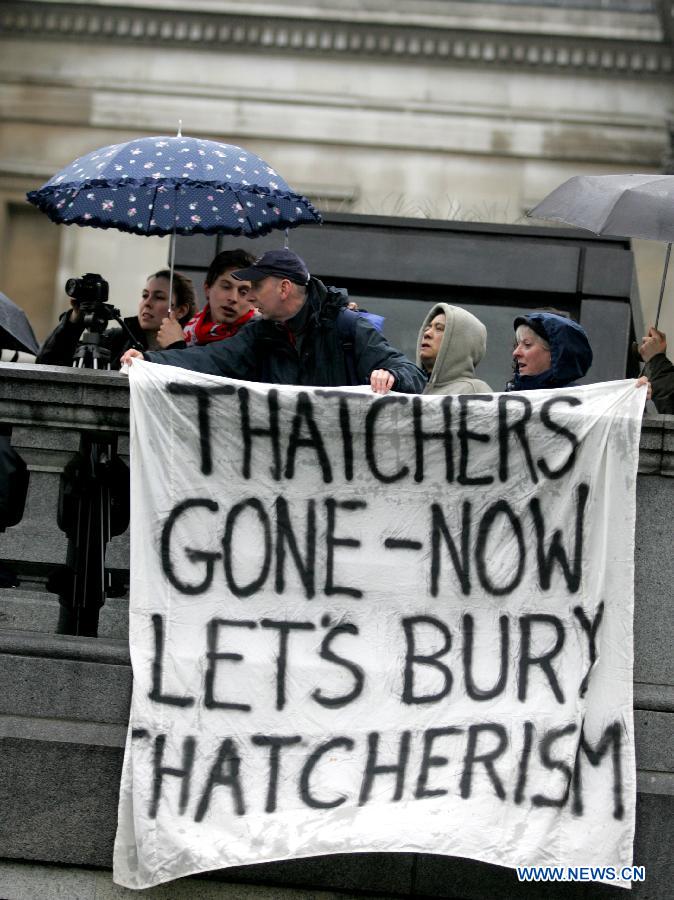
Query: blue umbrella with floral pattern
27 134 321 238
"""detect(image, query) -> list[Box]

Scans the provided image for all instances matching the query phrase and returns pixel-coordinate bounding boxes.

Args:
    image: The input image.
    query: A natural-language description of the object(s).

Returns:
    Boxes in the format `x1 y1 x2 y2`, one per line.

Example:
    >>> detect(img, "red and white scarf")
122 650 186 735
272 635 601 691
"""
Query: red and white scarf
182 304 256 346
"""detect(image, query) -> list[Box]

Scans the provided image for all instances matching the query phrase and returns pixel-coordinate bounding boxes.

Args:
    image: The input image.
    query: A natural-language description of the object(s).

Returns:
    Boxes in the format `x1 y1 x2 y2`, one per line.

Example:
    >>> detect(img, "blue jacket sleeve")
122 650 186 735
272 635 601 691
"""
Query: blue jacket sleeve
353 317 427 394
145 325 257 378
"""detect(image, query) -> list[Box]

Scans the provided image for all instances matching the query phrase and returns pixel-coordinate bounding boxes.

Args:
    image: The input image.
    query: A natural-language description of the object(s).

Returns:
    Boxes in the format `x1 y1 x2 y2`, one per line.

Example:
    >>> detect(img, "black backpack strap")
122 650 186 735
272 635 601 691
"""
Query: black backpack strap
335 307 360 385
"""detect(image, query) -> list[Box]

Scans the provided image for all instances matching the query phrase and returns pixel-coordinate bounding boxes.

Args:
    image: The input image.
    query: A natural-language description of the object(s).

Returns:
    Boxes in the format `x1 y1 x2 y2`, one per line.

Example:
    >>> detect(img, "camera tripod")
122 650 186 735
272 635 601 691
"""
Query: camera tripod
54 305 140 635
54 433 129 636
72 332 113 369
72 303 142 370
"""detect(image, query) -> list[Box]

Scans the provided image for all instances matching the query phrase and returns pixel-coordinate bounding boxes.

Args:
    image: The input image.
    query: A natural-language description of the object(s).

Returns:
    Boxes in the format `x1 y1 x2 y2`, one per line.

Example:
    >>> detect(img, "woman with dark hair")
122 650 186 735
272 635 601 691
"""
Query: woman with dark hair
37 269 197 368
156 249 256 350
507 312 593 391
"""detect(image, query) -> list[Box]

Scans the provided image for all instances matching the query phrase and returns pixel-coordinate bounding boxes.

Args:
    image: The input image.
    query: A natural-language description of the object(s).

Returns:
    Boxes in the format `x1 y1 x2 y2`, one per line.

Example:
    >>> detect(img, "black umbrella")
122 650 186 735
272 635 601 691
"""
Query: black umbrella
0 291 39 356
529 174 674 327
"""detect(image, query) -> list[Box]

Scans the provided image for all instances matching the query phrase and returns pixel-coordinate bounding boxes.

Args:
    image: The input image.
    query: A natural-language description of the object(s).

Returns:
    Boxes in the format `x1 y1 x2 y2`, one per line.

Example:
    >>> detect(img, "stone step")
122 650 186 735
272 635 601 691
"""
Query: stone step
0 587 128 640
0 588 59 633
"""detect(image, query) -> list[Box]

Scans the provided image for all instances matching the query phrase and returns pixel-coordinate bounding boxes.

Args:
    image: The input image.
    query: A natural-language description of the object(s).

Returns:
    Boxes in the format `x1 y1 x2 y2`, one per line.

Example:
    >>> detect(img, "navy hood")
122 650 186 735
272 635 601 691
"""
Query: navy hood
510 312 592 390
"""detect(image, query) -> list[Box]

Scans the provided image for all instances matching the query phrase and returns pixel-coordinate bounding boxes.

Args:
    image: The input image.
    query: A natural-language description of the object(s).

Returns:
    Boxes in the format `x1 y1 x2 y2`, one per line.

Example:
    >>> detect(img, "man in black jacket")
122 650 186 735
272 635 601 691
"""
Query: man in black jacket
122 250 426 395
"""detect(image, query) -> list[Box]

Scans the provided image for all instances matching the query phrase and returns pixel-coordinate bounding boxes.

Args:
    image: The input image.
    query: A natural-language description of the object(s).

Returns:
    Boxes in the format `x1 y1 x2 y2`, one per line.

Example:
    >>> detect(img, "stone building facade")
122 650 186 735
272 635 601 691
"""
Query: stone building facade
0 0 673 341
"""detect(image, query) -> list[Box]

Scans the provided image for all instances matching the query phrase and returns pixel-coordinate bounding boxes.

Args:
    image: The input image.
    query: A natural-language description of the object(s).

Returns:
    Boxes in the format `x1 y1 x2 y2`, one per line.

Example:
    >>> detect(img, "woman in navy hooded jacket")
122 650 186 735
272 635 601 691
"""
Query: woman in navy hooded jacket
507 312 592 391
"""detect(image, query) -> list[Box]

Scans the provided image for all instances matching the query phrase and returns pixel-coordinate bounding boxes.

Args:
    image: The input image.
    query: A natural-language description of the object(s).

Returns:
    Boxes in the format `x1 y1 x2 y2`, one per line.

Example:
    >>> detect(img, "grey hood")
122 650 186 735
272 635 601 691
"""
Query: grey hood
416 303 492 395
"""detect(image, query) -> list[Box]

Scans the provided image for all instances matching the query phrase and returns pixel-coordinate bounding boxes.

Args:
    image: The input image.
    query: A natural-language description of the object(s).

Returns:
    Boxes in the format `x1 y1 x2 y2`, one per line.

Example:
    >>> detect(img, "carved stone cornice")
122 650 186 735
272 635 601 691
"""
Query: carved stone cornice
1 0 672 79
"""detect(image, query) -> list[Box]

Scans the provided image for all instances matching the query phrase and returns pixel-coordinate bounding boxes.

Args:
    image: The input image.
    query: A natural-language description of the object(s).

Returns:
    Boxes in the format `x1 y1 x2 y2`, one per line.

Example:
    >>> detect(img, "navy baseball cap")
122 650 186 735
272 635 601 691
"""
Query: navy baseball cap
232 249 310 285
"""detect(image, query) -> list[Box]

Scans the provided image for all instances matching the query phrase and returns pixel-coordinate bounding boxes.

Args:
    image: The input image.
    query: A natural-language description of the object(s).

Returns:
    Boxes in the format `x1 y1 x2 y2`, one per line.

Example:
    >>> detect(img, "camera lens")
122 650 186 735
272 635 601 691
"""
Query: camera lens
65 278 78 298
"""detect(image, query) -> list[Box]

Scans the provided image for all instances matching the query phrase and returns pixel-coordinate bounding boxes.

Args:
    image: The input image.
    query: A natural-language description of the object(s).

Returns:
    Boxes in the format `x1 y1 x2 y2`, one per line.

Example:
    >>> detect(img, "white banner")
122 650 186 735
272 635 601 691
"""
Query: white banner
114 362 645 890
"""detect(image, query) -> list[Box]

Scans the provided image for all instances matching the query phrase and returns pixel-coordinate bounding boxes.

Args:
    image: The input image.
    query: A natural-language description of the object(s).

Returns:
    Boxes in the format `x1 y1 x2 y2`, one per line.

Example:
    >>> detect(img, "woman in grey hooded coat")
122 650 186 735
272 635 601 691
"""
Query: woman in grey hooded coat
416 303 492 394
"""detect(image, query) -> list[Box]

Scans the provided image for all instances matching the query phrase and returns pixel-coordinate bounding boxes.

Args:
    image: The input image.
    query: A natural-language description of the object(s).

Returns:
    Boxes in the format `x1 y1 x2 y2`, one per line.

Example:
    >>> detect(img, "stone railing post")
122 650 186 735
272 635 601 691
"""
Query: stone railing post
0 363 130 636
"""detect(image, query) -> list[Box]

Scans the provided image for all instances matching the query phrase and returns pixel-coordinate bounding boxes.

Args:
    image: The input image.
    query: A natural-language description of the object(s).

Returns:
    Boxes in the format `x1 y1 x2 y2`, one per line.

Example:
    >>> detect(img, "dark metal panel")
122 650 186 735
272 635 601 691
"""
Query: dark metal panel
582 246 635 298
579 298 632 382
176 217 587 294
173 233 218 268
273 225 582 293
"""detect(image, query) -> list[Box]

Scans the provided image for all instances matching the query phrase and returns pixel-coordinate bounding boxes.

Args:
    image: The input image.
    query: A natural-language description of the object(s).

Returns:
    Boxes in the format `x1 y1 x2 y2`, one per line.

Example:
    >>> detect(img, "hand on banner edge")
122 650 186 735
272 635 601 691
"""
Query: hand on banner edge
120 348 145 367
635 375 652 401
369 369 395 394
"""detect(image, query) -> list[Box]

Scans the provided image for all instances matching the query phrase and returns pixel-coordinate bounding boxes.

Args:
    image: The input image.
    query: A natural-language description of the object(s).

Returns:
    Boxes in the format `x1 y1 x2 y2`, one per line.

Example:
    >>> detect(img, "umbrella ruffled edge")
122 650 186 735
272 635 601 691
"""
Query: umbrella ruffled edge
26 179 322 236
27 177 321 209
23 205 322 238
20 214 321 238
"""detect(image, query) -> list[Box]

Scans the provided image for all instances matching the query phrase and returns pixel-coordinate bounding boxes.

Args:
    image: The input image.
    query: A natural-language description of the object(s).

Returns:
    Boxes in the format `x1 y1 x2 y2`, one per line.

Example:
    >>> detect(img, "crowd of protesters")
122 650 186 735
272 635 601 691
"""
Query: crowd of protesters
25 244 670 406
113 246 630 402
121 249 427 394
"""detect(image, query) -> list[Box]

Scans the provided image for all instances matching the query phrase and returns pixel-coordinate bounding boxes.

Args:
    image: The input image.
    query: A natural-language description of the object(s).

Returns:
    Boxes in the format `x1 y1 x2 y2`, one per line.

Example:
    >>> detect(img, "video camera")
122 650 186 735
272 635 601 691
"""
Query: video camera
65 272 114 336
66 272 140 368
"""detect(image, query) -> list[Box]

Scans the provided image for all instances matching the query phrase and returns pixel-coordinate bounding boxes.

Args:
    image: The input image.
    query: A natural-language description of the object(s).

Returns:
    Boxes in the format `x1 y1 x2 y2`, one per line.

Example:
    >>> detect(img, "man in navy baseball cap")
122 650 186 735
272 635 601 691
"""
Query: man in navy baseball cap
230 249 314 323
232 248 310 286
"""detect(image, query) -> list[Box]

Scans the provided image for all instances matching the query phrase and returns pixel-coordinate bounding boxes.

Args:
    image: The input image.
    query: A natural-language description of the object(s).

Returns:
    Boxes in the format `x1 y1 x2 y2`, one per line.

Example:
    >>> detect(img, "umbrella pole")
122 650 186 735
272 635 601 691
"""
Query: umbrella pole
168 217 177 318
654 242 672 329
168 126 181 316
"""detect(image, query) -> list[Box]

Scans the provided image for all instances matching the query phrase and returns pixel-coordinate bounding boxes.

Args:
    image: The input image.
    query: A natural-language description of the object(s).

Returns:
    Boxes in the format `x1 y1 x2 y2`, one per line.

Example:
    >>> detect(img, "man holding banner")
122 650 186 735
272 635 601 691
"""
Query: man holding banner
114 357 646 889
121 249 427 395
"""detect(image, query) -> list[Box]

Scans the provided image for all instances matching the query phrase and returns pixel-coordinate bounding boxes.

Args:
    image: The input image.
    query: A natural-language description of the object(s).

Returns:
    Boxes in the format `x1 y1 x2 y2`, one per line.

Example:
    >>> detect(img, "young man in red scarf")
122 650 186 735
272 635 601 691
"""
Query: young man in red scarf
156 249 256 350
